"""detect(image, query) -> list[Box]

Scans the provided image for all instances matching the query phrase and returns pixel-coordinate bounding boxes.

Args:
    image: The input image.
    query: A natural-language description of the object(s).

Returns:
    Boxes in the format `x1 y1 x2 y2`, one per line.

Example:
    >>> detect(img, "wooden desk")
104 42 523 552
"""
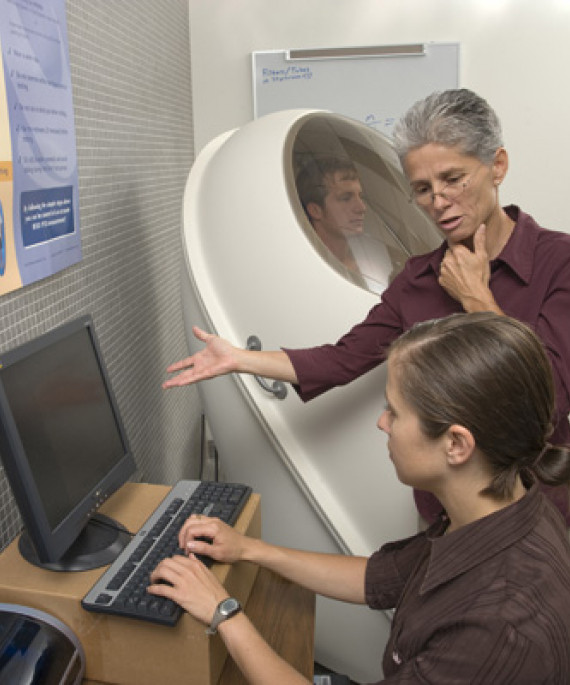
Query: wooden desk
219 567 315 684
85 567 315 685
0 482 315 684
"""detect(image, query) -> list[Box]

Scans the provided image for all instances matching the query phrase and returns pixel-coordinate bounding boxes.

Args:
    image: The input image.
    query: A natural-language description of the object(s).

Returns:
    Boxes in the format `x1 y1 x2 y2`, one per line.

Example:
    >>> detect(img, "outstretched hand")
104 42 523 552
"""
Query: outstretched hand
162 326 240 388
438 224 498 313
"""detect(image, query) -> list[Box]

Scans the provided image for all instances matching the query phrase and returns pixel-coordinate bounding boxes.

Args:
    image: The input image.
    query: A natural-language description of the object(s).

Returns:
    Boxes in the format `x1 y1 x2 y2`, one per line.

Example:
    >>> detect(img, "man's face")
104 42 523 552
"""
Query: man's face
308 172 366 238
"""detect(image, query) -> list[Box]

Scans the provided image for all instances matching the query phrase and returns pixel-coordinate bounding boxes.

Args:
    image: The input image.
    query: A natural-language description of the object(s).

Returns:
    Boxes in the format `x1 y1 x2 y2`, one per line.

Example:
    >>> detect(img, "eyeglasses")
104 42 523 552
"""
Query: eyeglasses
409 164 484 207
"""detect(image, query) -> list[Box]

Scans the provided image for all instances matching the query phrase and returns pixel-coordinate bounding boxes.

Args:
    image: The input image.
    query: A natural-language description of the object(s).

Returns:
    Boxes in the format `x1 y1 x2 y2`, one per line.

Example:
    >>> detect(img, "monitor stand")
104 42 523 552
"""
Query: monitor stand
18 513 131 572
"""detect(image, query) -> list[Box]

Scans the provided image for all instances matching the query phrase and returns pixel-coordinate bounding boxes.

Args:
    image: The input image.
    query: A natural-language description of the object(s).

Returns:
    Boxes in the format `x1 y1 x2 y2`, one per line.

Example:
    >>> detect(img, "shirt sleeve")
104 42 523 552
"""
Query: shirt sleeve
284 288 404 403
282 247 447 403
365 532 429 611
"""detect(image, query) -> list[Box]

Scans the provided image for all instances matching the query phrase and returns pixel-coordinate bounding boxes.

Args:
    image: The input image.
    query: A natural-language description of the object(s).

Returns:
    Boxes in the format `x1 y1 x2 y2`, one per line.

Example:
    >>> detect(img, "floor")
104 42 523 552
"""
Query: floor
313 662 358 684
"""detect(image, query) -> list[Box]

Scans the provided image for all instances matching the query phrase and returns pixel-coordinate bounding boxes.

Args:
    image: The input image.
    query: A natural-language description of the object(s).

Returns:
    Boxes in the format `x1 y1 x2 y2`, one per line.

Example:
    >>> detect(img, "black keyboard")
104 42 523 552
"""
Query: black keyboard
81 480 252 626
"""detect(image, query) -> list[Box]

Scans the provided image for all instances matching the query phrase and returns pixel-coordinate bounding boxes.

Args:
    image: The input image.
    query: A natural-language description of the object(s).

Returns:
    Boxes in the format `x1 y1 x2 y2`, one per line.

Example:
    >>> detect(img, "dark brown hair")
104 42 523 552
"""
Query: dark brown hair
295 156 359 213
389 312 570 500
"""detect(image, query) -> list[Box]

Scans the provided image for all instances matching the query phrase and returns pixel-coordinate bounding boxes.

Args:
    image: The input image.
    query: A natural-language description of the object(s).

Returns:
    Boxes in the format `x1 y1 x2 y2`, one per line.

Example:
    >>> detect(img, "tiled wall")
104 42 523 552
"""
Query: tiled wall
0 0 202 550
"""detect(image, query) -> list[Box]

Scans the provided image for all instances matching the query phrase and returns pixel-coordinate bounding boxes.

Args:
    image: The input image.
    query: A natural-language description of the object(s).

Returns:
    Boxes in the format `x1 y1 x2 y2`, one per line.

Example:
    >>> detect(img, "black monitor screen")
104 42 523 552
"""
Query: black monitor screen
0 315 135 570
1 328 126 530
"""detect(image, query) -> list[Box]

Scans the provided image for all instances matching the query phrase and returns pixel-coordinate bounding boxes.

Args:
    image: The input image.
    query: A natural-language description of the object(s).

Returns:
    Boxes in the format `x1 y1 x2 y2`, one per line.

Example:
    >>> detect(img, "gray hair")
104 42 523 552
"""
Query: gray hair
392 89 504 165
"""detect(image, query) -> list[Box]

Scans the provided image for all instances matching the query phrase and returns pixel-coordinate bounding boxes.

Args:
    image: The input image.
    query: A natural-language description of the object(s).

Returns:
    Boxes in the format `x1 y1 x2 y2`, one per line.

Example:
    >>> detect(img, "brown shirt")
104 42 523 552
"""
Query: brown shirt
285 207 570 524
365 485 570 683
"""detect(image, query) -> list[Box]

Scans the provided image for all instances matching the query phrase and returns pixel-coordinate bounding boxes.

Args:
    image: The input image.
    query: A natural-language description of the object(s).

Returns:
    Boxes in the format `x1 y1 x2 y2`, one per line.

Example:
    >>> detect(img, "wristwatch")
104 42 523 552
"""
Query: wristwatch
206 597 242 635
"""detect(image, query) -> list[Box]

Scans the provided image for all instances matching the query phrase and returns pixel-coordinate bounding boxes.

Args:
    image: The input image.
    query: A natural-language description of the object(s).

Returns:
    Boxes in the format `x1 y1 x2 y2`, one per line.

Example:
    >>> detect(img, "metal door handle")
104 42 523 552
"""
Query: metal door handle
246 335 288 400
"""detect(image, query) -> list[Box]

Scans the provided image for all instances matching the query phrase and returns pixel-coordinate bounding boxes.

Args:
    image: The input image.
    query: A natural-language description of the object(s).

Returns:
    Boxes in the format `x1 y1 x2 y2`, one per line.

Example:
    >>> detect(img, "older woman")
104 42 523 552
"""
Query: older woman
164 89 570 524
152 313 570 684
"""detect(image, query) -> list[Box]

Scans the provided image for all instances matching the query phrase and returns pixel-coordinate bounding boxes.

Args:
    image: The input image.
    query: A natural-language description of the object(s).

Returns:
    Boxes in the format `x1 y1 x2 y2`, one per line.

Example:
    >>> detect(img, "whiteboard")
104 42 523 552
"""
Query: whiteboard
252 43 459 136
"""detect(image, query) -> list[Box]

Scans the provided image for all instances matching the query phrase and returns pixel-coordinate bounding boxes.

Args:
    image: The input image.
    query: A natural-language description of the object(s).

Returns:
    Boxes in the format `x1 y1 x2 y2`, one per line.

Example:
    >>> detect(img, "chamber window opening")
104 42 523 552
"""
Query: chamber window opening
289 115 441 295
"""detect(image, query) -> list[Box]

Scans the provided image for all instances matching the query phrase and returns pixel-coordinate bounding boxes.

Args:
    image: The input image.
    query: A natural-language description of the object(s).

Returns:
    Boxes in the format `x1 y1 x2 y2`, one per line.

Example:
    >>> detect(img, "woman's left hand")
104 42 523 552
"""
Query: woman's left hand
439 224 498 312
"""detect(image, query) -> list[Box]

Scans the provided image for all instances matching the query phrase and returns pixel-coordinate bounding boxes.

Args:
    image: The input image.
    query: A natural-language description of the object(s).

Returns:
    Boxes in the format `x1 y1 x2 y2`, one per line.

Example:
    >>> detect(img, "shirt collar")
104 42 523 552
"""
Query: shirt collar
420 205 539 285
420 484 543 595
498 205 538 284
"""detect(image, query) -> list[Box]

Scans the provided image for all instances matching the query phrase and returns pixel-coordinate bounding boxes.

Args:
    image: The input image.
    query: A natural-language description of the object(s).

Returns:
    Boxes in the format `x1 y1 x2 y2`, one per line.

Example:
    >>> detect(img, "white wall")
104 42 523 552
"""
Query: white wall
189 0 570 232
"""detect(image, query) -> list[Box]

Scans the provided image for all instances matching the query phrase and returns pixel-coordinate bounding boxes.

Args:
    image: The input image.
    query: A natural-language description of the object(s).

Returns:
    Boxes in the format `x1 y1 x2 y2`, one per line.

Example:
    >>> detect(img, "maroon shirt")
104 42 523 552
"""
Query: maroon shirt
285 206 570 522
365 485 570 684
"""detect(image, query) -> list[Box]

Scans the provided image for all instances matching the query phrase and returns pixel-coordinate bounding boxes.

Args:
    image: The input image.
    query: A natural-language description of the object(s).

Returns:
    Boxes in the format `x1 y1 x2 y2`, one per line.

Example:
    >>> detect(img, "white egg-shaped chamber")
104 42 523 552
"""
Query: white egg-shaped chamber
180 110 440 682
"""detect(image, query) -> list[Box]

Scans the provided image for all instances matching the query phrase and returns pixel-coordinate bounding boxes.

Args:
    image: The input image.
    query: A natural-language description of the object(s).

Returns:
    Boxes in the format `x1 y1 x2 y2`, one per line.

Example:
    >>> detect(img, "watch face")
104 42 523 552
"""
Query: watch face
207 597 242 635
221 598 240 615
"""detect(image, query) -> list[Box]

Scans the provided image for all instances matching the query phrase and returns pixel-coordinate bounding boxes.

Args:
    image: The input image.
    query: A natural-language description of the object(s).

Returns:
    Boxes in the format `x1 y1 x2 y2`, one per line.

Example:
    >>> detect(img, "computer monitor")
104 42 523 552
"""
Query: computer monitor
0 315 136 572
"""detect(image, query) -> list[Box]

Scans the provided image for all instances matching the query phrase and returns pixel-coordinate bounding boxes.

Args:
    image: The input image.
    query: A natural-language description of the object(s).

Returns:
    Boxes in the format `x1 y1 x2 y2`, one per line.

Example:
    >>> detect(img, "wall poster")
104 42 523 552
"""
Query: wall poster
0 0 81 297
